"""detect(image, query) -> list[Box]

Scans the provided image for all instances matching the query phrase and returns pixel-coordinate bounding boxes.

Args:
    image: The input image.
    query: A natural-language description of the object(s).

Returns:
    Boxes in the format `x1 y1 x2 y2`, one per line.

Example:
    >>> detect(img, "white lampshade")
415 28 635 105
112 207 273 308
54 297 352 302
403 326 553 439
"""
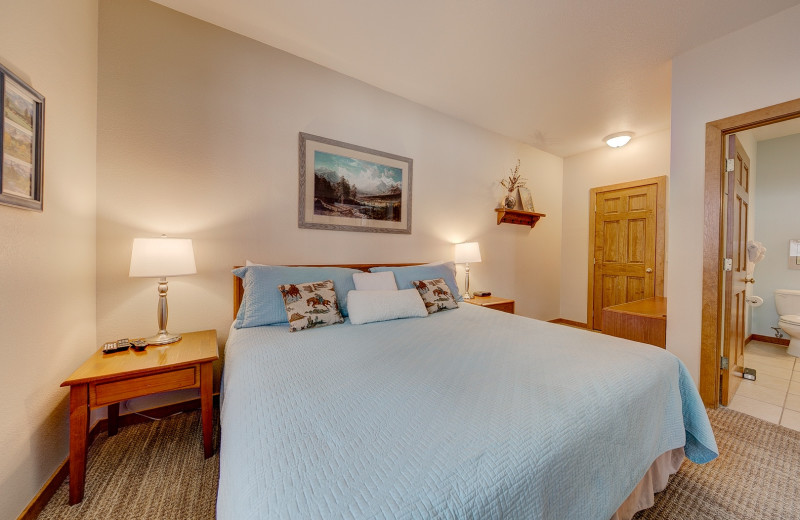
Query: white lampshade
454 242 482 264
129 236 197 278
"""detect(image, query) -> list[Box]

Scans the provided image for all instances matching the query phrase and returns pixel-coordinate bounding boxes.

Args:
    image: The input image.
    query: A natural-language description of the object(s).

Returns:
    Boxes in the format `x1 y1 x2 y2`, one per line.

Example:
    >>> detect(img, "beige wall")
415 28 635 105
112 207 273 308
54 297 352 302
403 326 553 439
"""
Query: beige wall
95 0 563 364
669 3 800 383
0 1 98 517
750 133 800 336
559 129 671 324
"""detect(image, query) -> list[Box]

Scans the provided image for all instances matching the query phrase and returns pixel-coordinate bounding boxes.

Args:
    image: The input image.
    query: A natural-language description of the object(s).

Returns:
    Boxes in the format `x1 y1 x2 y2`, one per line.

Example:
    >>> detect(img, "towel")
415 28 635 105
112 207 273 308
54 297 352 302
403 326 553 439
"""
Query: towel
747 240 766 264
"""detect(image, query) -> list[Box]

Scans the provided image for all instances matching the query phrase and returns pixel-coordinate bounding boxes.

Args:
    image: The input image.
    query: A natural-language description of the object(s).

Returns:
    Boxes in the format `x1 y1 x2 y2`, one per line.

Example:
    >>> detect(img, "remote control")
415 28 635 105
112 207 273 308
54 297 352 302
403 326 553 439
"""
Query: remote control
102 341 120 354
130 339 147 351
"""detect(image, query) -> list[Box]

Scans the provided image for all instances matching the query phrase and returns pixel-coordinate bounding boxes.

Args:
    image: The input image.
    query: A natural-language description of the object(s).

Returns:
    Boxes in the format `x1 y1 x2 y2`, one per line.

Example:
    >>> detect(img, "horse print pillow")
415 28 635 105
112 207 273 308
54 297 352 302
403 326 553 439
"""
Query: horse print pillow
412 278 459 314
278 279 344 332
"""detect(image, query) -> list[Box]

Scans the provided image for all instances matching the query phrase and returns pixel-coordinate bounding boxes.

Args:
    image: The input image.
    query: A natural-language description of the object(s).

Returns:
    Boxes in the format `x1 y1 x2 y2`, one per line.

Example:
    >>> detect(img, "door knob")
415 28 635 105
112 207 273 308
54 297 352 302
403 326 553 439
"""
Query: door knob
645 268 653 273
744 277 755 284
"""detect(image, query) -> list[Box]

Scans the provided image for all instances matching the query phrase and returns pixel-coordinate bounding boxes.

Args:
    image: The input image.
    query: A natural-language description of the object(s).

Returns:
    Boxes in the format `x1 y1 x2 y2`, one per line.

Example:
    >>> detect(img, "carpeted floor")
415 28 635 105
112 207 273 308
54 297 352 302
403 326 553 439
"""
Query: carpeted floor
39 407 800 519
634 407 800 520
39 411 219 519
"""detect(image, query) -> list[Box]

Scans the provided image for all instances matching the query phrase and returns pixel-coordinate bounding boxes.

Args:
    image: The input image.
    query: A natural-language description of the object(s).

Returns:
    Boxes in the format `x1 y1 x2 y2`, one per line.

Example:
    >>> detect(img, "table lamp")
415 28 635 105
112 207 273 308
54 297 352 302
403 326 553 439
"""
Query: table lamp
454 242 482 299
129 235 196 345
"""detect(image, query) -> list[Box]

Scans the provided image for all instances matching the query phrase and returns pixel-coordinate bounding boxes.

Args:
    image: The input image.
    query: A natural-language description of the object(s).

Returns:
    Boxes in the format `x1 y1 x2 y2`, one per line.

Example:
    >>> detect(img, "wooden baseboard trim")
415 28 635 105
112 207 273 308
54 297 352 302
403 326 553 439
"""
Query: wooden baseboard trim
548 318 588 329
749 333 790 347
16 457 70 520
16 394 220 520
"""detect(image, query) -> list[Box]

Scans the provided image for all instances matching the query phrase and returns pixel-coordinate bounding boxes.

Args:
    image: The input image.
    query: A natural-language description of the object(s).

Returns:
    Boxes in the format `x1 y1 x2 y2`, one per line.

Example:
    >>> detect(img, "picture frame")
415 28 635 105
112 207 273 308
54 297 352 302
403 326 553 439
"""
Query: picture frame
0 63 44 211
518 186 535 212
298 132 412 234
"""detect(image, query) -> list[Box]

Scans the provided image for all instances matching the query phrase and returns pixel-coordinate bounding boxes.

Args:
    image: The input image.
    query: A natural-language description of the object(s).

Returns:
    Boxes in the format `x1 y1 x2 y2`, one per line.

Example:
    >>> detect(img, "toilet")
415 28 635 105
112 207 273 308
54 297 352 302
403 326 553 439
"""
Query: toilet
775 289 800 357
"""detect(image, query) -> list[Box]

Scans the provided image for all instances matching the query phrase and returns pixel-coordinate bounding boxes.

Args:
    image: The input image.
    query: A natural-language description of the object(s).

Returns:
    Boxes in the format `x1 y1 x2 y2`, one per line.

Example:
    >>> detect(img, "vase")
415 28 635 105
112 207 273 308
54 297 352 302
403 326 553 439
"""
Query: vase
504 193 516 209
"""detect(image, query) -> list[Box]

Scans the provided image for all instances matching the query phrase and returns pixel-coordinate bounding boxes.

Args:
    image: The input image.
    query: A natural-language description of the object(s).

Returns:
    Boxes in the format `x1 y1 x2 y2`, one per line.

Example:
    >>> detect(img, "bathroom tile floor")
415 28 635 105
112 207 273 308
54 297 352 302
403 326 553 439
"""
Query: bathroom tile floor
727 340 800 431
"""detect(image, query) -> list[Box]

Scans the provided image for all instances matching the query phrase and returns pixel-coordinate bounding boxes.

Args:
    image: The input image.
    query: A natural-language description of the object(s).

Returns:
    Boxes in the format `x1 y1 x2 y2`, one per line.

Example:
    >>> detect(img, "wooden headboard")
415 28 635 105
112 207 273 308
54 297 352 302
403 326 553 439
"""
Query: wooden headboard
233 263 423 318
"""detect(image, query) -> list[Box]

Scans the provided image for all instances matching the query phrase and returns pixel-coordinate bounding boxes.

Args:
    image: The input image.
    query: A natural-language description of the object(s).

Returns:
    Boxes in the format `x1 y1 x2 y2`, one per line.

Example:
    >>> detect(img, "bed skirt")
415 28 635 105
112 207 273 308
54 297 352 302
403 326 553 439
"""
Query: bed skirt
610 447 685 520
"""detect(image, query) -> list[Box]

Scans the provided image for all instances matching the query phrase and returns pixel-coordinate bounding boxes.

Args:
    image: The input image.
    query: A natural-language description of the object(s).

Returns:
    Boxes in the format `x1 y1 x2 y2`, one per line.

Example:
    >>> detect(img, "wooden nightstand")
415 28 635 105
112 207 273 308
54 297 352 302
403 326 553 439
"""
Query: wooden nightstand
61 329 219 504
463 295 515 314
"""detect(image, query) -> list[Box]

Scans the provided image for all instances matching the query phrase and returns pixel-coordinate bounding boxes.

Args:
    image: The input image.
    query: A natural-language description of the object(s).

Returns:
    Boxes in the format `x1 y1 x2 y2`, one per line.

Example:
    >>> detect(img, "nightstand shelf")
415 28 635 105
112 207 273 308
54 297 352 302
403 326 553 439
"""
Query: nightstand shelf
495 208 546 228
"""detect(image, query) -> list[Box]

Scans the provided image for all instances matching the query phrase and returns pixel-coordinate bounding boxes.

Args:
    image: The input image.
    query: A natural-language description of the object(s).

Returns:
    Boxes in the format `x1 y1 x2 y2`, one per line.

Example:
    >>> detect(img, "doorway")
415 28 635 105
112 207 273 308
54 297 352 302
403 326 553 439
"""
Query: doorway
587 176 666 331
699 97 800 408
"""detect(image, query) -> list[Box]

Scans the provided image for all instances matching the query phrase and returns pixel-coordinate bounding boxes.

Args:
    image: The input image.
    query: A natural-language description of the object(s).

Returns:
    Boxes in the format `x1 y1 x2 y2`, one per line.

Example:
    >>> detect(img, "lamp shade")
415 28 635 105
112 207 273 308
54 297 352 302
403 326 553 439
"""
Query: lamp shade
454 242 482 264
129 237 196 278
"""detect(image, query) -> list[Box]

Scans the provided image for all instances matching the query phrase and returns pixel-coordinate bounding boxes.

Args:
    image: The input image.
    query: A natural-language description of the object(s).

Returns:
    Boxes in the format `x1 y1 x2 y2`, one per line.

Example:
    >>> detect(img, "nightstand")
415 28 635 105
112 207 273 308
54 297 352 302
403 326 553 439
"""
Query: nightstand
61 329 219 504
463 295 515 314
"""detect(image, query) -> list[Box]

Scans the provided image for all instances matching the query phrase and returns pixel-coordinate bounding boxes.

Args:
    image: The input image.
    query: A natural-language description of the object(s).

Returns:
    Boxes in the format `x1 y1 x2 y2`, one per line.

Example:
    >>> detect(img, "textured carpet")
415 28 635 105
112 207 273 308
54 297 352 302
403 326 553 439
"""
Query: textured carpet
634 407 800 520
38 410 219 519
38 407 799 519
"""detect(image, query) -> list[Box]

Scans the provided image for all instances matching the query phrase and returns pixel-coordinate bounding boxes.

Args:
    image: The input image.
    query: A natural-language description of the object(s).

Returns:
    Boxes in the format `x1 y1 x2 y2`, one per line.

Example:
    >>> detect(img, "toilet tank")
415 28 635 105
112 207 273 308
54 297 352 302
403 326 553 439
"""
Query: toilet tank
775 289 800 315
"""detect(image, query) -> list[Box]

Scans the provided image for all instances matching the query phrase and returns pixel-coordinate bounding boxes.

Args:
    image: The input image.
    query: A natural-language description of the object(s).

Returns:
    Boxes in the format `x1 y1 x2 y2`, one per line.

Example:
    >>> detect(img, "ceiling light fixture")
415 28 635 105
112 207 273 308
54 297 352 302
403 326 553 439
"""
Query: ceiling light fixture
603 132 634 148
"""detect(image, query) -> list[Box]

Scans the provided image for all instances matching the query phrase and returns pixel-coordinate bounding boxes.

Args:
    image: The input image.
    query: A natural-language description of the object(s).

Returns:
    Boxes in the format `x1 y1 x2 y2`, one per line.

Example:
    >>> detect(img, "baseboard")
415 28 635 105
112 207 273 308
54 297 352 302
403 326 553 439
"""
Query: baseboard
16 457 70 520
749 333 790 347
548 318 589 329
16 394 220 520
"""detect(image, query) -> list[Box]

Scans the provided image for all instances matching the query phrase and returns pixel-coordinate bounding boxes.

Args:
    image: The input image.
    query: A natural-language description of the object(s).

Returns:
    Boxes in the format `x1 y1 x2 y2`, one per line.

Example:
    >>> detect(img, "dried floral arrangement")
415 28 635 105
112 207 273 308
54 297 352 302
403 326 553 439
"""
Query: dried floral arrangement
500 159 526 193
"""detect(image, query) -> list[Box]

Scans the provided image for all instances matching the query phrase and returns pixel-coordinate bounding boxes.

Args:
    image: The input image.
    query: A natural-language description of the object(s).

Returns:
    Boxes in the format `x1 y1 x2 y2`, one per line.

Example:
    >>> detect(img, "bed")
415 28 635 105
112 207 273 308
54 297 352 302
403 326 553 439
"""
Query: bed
217 263 717 520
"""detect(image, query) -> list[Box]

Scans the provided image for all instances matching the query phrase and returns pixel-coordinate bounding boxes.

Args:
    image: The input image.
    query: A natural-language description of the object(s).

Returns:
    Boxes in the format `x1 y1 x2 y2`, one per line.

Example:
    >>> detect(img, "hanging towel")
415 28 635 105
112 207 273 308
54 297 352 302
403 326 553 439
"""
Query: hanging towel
747 240 766 264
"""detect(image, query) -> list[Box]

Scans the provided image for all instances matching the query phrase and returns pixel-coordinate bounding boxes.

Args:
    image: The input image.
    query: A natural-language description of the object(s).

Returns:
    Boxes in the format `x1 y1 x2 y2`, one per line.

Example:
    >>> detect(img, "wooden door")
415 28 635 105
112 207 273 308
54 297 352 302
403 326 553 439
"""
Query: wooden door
720 135 750 406
589 177 665 331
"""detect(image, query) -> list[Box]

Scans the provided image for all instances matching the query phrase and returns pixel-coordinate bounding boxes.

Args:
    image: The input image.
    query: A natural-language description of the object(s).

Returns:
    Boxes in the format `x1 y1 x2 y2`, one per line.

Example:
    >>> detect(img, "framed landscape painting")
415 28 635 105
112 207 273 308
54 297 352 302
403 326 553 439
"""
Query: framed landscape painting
0 63 44 211
298 133 412 234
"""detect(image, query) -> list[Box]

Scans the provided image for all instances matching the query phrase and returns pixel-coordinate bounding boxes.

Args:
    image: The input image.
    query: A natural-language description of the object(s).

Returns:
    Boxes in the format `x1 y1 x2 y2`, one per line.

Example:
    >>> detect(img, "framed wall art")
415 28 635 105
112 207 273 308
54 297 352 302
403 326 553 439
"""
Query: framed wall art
0 63 44 211
518 186 535 212
298 132 412 234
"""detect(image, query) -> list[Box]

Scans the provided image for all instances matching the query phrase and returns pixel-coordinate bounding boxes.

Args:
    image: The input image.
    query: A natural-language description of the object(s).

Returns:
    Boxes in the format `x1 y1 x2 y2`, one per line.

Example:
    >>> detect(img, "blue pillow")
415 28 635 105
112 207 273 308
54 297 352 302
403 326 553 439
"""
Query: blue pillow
233 265 361 328
369 262 463 302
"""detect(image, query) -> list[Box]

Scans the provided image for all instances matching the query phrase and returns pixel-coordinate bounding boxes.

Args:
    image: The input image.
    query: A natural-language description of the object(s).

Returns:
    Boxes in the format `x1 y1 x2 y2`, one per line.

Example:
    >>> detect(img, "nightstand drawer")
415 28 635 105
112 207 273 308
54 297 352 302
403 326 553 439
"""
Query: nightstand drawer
489 302 515 314
463 296 515 314
92 367 197 405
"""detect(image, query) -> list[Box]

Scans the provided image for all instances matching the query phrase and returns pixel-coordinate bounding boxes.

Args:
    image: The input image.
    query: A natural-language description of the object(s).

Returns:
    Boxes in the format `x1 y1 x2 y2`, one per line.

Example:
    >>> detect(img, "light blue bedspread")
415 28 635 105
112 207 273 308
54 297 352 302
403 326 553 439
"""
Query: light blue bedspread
218 304 717 519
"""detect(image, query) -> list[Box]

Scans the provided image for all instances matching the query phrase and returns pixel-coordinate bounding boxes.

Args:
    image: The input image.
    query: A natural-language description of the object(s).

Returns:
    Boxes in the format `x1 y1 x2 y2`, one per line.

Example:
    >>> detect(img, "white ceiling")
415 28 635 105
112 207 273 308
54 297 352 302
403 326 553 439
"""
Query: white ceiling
151 0 800 157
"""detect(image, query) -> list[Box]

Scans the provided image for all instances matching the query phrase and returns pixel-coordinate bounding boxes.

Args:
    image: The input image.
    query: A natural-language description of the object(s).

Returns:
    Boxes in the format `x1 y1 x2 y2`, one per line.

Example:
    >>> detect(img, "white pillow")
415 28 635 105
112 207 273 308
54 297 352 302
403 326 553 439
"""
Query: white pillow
352 271 398 291
347 289 427 325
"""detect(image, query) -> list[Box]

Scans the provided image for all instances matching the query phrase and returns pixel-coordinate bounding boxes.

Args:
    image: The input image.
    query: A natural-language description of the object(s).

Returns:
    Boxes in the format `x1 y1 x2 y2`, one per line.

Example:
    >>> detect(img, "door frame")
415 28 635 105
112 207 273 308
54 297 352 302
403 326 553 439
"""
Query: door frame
699 97 800 407
587 176 667 330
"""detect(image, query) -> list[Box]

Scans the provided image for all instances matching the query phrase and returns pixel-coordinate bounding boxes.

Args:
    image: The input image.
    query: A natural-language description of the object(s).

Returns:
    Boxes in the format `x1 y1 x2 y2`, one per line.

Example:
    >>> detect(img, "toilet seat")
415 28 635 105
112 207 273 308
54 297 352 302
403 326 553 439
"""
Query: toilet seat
779 315 800 326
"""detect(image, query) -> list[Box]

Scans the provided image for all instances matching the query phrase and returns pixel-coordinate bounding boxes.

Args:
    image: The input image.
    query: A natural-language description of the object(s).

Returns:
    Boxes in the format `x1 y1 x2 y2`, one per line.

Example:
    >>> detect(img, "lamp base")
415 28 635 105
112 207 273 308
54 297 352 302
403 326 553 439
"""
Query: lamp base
145 332 182 345
463 292 473 299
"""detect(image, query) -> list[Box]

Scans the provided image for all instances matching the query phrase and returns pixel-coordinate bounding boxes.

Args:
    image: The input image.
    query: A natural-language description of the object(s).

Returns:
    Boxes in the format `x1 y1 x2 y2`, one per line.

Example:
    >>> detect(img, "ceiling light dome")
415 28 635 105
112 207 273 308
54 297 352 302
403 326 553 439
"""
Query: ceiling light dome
604 132 634 148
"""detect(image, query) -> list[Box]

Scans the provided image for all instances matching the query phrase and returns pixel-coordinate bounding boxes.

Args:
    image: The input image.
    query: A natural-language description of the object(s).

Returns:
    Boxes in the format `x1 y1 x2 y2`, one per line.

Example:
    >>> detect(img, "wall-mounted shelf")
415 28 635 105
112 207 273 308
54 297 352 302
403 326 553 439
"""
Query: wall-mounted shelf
495 208 546 228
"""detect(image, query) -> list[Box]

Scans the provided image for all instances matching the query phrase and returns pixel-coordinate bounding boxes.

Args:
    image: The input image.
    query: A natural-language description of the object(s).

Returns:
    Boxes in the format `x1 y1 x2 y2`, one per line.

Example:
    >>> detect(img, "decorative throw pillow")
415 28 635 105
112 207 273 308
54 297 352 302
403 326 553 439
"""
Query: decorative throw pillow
278 279 344 332
412 278 459 314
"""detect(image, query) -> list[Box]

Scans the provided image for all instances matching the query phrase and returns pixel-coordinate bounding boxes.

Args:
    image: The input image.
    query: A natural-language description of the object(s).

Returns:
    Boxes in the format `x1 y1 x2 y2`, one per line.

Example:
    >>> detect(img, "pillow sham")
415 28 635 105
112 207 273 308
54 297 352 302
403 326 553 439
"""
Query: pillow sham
347 289 427 325
412 278 459 314
233 265 361 328
370 262 462 301
352 271 398 291
279 279 344 332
